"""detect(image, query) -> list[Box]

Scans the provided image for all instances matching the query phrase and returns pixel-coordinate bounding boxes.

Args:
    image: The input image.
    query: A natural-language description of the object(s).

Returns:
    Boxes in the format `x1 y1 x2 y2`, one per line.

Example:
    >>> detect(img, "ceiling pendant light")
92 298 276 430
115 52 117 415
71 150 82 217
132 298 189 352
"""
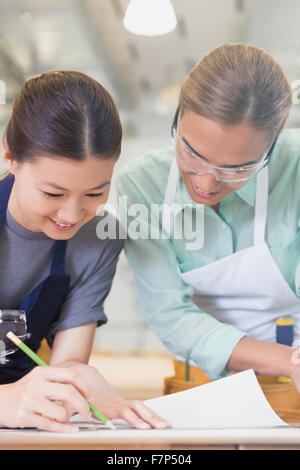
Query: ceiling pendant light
123 0 177 37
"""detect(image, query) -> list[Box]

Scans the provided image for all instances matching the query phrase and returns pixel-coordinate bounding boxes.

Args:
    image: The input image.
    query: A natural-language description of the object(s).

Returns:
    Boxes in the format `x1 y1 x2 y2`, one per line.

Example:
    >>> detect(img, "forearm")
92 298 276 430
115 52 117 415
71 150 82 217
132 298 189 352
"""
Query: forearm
144 300 246 380
49 323 97 367
227 336 296 378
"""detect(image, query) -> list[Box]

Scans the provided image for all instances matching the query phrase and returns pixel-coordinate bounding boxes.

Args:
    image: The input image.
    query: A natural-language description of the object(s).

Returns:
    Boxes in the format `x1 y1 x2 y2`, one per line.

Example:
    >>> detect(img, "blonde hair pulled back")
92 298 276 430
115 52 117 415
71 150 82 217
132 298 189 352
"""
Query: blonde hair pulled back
179 43 293 141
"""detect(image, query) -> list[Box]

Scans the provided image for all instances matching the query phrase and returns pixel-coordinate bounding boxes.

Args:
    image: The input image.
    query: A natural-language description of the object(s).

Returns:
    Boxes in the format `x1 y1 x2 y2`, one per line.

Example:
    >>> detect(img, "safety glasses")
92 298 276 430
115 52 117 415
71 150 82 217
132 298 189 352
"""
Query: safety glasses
173 131 275 183
171 108 277 183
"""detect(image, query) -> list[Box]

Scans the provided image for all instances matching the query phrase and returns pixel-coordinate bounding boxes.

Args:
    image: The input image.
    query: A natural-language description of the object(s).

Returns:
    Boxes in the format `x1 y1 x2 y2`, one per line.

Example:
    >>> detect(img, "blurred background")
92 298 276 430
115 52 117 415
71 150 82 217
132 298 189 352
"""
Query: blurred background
0 0 300 398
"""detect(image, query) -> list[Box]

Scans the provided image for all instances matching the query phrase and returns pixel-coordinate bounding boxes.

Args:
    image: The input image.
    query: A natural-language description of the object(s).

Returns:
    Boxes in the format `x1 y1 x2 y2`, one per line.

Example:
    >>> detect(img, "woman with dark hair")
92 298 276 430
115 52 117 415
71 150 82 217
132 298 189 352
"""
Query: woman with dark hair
115 44 300 402
0 70 169 432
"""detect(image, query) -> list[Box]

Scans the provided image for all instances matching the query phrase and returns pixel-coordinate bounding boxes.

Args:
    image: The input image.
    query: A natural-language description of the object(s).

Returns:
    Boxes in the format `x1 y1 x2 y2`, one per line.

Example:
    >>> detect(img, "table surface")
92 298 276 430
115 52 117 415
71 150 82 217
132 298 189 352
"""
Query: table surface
3 353 300 449
2 425 300 450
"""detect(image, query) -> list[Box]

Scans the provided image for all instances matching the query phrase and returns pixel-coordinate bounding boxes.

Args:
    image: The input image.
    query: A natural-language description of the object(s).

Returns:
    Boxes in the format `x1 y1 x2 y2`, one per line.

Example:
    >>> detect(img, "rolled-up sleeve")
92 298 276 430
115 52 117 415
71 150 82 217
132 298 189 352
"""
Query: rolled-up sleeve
115 171 246 380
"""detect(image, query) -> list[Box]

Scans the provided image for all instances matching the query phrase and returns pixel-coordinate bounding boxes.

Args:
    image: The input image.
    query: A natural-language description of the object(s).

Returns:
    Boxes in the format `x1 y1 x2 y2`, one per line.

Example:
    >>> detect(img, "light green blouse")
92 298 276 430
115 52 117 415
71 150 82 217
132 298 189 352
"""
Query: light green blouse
115 129 300 380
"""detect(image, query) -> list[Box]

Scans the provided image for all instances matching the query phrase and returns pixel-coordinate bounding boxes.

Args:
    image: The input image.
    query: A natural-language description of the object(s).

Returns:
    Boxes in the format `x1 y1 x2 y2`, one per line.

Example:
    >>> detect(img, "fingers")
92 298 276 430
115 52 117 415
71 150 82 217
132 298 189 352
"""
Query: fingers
34 366 91 401
43 381 91 419
120 406 151 429
26 368 91 420
15 397 79 433
118 400 172 429
132 401 172 428
20 413 79 433
11 366 92 432
29 397 69 423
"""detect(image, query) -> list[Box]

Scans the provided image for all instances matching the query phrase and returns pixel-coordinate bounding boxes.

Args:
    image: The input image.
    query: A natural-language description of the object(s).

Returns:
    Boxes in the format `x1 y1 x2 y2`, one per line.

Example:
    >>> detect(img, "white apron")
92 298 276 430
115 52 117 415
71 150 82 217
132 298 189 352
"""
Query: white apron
162 158 300 344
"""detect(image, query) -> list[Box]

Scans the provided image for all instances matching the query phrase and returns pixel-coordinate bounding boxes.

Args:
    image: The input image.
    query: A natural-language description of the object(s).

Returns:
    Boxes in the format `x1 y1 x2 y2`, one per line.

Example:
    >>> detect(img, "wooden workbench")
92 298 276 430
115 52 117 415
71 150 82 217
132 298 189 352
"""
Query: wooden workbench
1 425 300 450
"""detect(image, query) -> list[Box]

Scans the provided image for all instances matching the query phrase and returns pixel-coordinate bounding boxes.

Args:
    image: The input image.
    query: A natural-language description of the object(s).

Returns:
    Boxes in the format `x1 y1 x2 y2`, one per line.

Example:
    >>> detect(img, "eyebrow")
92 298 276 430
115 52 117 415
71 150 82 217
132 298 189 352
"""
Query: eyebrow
41 181 111 191
182 137 258 168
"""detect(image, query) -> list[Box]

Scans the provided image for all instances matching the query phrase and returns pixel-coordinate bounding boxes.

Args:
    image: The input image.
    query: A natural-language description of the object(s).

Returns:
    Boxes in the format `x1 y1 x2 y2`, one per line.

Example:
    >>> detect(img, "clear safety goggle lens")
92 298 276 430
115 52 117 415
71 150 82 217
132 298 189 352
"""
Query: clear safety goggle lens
173 135 267 183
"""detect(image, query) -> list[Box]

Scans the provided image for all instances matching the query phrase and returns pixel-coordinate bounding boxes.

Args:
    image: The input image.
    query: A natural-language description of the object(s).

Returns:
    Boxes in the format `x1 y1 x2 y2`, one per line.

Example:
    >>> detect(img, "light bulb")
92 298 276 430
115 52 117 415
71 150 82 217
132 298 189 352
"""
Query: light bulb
124 0 177 37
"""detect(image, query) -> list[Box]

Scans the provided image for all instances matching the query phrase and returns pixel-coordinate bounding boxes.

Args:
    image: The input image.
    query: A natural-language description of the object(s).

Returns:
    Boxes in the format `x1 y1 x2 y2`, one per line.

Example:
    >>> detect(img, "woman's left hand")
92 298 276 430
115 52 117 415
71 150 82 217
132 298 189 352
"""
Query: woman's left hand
65 362 172 429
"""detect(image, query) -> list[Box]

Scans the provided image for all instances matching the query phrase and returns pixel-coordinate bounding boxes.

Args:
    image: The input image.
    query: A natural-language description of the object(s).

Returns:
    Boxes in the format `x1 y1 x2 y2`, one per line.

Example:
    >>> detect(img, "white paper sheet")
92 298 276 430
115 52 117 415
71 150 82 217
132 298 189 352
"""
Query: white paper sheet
144 369 287 429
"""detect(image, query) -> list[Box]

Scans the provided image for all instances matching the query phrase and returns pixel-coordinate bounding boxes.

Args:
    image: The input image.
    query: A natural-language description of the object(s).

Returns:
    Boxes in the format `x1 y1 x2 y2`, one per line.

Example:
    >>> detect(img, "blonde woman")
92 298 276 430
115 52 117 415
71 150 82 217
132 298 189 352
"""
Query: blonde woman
115 44 300 395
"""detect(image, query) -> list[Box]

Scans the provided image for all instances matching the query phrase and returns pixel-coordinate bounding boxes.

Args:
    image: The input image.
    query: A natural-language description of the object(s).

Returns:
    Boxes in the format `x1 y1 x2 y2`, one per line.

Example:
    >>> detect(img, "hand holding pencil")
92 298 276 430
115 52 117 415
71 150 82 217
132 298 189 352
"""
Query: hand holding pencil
4 331 114 432
5 331 171 432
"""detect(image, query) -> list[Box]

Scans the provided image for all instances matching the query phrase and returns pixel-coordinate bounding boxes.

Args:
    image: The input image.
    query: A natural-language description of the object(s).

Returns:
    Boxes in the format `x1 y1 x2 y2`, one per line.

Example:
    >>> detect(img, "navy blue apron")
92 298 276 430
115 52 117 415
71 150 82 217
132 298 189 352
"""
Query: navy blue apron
0 175 70 384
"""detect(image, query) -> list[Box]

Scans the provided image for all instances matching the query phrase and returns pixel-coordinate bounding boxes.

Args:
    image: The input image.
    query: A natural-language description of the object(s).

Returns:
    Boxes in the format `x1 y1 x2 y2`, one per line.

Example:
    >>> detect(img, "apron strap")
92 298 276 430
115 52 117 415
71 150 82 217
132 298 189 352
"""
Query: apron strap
0 175 14 232
162 158 179 237
50 240 68 274
254 166 269 245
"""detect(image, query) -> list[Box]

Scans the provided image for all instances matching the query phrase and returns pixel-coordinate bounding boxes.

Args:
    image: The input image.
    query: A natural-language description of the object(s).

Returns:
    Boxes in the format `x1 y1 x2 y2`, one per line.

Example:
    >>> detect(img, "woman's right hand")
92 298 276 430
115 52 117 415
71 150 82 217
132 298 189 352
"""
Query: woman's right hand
0 366 92 432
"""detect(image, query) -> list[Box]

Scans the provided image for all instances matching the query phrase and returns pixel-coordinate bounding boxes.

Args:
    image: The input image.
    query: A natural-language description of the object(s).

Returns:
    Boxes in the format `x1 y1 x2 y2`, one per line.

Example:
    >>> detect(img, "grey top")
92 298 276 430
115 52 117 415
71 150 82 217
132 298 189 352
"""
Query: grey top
0 210 123 344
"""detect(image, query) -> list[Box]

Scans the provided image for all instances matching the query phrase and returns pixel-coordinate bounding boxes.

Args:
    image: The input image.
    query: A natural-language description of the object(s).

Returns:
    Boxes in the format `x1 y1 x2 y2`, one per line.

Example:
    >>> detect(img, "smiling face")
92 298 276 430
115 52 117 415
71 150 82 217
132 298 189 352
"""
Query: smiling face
176 111 271 208
3 148 116 239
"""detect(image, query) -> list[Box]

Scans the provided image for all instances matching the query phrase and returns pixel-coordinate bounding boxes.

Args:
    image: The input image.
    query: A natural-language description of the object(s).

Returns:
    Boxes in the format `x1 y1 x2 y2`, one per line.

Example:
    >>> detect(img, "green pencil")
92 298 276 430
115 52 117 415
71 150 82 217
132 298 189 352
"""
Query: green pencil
185 359 189 381
7 331 115 429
